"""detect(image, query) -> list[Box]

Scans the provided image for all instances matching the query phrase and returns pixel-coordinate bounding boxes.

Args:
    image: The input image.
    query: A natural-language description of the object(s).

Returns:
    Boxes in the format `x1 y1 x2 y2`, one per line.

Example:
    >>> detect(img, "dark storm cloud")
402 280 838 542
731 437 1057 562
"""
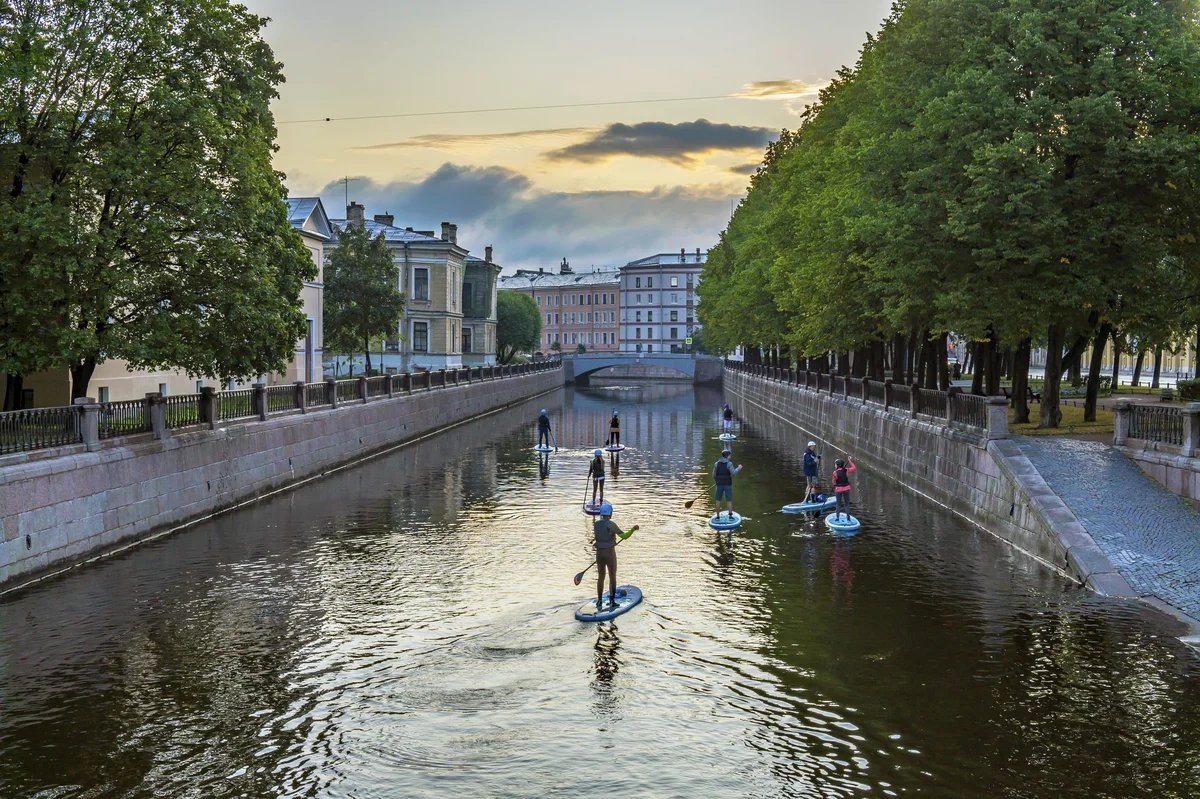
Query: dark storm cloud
544 119 774 166
318 163 736 269
728 161 761 176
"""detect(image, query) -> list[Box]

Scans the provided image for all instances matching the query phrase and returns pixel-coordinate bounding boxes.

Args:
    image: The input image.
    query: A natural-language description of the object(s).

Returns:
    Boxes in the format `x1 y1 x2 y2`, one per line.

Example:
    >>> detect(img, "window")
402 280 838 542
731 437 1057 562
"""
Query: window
671 327 678 339
647 311 653 322
647 277 653 288
636 328 641 339
555 313 560 324
547 313 552 324
451 271 457 310
579 294 584 305
636 343 642 352
463 327 473 353
635 293 641 304
671 293 678 303
195 381 204 393
647 344 653 353
413 268 430 301
412 321 429 352
452 322 456 351
636 311 642 322
158 383 168 397
98 387 110 404
536 296 541 306
670 276 678 287
670 310 678 322
648 294 654 304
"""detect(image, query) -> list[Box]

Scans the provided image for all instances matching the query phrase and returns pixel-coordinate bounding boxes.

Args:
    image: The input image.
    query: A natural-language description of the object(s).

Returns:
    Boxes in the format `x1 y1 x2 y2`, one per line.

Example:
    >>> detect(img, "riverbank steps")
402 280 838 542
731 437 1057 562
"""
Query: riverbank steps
0 367 561 592
725 368 1195 634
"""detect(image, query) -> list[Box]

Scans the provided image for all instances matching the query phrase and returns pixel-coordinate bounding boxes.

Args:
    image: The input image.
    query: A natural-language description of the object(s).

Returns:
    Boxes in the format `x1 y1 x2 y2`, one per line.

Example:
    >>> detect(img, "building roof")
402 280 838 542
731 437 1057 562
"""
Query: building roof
624 251 707 267
285 197 333 240
327 219 449 245
499 267 621 291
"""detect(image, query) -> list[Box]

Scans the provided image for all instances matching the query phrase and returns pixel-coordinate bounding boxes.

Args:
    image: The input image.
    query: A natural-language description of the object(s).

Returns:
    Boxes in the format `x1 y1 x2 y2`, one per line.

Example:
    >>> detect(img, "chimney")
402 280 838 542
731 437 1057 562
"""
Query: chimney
347 201 365 227
440 222 458 244
484 245 493 263
539 267 544 274
374 212 394 226
696 247 701 261
680 247 686 263
441 222 451 241
405 226 414 232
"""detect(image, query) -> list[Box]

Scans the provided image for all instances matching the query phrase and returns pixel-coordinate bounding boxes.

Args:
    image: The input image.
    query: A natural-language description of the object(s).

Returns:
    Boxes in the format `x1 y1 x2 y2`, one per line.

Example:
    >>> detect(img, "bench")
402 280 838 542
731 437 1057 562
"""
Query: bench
1162 387 1175 402
1001 386 1041 405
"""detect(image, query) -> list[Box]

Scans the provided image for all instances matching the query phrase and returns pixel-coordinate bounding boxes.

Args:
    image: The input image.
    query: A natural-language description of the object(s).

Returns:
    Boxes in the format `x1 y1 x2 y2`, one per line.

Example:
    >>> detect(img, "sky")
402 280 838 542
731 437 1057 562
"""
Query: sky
242 0 895 272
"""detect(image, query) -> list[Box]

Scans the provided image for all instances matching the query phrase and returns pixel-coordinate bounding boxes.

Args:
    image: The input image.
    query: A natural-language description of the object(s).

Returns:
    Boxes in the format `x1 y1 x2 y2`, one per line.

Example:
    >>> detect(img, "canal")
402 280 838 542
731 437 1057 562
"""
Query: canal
2 382 1198 798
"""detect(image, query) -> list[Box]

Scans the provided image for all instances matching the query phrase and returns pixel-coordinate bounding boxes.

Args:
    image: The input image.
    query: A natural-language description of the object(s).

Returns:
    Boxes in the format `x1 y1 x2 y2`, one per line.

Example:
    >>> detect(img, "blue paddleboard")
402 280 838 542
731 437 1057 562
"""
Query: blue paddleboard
582 502 604 515
708 511 743 530
825 513 862 534
576 585 643 622
718 433 737 441
782 497 837 514
605 444 626 452
534 445 553 453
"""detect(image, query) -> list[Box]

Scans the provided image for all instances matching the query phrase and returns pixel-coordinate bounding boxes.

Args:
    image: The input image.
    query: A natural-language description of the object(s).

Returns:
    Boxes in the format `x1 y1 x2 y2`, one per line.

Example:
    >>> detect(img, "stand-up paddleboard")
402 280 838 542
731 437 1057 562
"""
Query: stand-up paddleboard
575 585 643 622
534 445 553 453
605 444 626 452
825 514 862 534
782 496 837 514
708 511 743 530
582 502 605 515
718 433 737 441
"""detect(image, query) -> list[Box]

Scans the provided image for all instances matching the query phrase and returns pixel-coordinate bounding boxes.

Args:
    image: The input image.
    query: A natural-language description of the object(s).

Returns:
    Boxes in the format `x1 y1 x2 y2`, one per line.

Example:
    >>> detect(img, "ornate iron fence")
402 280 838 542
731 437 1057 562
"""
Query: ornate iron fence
220 390 257 421
99 400 151 439
163 394 201 429
265 385 298 414
0 406 80 454
1129 405 1184 445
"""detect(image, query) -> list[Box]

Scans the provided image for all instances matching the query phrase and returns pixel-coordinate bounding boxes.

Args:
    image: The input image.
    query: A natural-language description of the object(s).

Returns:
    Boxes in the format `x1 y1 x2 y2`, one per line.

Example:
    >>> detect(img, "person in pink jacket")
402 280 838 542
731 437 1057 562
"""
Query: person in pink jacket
831 456 856 521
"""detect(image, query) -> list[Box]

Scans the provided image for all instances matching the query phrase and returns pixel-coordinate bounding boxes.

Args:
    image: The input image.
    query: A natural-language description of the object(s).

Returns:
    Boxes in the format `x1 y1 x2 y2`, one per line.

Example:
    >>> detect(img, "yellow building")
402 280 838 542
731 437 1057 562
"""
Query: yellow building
1077 335 1197 385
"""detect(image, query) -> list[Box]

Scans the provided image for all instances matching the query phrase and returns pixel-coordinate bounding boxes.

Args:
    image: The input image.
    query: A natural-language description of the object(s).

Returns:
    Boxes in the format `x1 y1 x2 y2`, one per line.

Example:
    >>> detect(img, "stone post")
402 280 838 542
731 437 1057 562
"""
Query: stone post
1180 402 1199 457
357 375 368 403
252 382 267 420
1113 400 1131 446
145 393 167 440
986 396 1010 440
75 397 100 452
200 387 218 429
911 381 921 418
386 375 395 398
327 378 338 409
403 372 412 393
884 380 894 410
946 386 960 424
861 378 870 404
294 380 307 413
453 368 461 386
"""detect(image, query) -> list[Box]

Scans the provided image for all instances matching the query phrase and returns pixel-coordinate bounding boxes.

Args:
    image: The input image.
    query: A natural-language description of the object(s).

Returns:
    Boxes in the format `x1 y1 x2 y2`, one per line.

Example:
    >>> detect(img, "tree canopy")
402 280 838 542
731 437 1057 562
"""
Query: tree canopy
0 0 314 401
496 291 541 363
324 223 405 375
699 0 1200 426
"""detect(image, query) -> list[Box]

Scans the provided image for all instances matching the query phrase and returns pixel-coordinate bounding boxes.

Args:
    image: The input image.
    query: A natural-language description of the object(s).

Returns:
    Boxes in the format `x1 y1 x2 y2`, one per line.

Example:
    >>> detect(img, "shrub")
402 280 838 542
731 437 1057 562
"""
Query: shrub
1179 378 1200 401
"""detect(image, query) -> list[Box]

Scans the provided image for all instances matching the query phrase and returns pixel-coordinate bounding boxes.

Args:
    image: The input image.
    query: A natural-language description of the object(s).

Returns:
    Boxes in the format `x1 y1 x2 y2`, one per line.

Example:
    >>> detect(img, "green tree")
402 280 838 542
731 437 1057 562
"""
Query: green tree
497 291 541 363
0 0 314 401
324 223 405 376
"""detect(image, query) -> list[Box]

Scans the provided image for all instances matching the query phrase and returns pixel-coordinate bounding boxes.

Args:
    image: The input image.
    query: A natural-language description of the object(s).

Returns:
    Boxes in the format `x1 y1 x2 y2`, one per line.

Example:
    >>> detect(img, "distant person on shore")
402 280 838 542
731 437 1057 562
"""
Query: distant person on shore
803 440 822 501
588 448 606 506
831 456 856 521
713 448 744 518
593 502 624 610
608 409 620 447
537 409 551 449
722 404 734 433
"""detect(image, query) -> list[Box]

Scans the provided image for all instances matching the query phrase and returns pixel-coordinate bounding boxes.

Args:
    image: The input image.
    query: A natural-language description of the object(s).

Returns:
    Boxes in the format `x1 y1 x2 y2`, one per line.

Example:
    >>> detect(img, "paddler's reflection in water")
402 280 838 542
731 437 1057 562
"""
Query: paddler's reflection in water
712 528 735 567
590 624 623 720
830 541 856 599
609 452 619 480
539 452 550 481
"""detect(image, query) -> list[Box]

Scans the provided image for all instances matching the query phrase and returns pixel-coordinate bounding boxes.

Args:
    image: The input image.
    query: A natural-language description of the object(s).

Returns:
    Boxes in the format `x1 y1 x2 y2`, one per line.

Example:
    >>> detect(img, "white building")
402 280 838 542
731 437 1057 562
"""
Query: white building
618 248 705 354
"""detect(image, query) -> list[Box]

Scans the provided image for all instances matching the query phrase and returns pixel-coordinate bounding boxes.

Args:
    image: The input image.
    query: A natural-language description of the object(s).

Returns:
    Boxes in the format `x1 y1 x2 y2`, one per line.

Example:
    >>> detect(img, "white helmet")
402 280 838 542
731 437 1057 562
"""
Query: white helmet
807 441 816 447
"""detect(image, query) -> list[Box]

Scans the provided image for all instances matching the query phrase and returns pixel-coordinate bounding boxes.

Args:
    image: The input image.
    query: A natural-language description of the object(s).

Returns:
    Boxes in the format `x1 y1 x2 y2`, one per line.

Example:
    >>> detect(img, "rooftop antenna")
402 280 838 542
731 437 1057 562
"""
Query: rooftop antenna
340 176 360 208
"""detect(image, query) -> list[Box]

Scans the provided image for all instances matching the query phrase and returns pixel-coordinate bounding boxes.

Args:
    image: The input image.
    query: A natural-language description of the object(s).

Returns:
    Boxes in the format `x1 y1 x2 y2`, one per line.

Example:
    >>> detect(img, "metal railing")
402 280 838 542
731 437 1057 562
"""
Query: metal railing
163 394 201 429
306 382 331 408
1129 405 1184 445
99 400 151 439
890 383 912 412
915 388 948 419
953 393 987 428
265 385 298 415
367 376 389 398
336 380 360 403
220 389 257 421
0 406 80 454
867 380 887 405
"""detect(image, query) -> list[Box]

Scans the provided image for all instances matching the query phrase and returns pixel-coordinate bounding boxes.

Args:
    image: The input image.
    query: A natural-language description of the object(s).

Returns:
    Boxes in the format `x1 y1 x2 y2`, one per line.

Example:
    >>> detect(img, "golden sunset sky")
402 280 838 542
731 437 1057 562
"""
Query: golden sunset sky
243 0 894 269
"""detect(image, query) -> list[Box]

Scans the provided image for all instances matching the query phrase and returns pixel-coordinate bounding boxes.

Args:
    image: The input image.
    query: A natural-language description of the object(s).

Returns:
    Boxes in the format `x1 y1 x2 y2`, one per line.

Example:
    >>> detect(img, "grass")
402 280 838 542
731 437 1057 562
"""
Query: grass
1009 402 1114 437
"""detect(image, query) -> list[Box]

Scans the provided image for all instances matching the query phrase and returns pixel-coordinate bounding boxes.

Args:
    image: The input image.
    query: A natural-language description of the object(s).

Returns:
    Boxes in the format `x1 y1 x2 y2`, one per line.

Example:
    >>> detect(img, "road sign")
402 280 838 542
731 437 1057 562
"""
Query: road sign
685 337 693 345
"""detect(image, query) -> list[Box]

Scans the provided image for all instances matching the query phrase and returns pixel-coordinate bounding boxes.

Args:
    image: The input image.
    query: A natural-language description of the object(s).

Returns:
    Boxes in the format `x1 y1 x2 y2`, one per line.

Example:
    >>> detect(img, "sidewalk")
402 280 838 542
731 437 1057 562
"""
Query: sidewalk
1016 436 1200 629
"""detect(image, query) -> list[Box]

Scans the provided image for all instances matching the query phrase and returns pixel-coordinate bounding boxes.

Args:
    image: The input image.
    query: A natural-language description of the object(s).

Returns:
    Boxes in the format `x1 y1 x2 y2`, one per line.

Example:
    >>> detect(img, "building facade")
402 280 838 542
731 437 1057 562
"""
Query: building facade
281 197 330 384
618 248 705 354
462 246 501 366
498 259 622 354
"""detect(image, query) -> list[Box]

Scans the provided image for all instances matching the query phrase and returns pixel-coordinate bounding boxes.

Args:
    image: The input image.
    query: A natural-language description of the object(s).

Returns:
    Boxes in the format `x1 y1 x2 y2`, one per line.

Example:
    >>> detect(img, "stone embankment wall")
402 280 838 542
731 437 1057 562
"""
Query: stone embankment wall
725 369 1120 589
0 368 561 590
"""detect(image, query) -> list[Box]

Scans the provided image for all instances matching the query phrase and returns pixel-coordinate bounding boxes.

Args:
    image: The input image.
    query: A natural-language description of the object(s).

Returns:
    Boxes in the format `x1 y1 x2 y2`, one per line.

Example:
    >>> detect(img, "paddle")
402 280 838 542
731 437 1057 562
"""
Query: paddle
683 484 716 509
573 525 639 585
550 429 558 452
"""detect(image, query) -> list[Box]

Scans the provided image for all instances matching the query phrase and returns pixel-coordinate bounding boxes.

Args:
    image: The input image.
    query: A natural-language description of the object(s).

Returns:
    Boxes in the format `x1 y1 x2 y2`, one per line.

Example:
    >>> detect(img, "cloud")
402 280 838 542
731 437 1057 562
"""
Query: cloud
544 119 774 166
317 163 737 269
734 79 829 115
353 127 592 152
728 161 761 176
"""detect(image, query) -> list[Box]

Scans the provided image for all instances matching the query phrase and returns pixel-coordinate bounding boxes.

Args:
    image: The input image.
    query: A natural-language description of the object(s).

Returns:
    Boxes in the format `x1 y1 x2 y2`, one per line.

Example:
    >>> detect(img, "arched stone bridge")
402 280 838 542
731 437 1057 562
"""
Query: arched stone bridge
561 352 724 385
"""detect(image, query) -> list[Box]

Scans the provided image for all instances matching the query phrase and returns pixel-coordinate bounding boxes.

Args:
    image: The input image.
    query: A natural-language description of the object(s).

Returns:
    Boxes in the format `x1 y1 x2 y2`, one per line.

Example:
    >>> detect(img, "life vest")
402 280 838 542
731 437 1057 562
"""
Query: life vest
833 467 849 487
610 416 620 428
723 409 733 420
715 459 733 485
538 414 550 430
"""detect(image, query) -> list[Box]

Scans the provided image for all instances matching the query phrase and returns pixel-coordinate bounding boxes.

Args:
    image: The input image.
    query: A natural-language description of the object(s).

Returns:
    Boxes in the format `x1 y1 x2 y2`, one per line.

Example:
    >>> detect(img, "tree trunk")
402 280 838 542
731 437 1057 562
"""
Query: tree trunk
871 338 885 381
1084 322 1112 422
70 358 98 402
1110 330 1122 389
4 373 24 411
1012 338 1032 424
892 332 906 383
985 334 1001 396
1151 346 1163 389
937 332 950 390
851 346 868 377
1132 348 1145 386
970 342 984 395
1039 323 1065 428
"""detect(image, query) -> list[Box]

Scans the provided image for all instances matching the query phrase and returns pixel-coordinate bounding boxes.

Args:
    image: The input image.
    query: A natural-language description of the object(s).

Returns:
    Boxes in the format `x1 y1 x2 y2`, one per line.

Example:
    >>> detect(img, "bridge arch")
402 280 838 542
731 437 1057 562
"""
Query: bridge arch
561 353 723 385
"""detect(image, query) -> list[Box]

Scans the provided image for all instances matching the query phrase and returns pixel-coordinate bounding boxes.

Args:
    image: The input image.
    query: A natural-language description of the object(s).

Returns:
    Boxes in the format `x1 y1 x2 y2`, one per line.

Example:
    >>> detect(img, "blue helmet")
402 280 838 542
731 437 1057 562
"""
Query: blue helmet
600 502 613 516
593 448 603 457
540 409 547 415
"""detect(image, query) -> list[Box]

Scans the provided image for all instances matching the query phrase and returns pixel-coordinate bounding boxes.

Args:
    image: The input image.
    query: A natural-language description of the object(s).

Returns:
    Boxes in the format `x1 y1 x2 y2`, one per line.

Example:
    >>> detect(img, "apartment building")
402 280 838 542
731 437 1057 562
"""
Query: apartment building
498 259 621 354
462 246 502 366
618 248 705 354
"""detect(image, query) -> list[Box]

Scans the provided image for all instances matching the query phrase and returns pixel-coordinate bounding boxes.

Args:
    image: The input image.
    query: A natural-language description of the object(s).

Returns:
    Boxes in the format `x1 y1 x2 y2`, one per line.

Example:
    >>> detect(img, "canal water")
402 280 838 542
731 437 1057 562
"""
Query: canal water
2 382 1199 799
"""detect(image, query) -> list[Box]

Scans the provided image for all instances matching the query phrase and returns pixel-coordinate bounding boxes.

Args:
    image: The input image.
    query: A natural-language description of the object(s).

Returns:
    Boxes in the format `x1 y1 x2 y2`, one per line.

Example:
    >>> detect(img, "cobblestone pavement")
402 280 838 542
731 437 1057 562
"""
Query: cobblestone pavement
1017 436 1200 622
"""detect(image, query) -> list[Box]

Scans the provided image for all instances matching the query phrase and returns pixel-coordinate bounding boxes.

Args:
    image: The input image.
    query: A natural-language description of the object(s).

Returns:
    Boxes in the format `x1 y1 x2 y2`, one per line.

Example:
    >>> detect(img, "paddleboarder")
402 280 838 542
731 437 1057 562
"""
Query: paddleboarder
803 440 822 506
593 502 624 610
831 456 856 521
713 448 743 519
722 404 734 433
608 409 620 447
588 448 606 506
537 408 552 449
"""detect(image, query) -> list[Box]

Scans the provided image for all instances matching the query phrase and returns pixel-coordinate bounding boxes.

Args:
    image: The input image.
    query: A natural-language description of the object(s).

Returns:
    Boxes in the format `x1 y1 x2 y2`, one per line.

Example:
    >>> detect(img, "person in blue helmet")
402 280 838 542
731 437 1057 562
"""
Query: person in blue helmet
537 408 552 448
588 448 606 506
608 409 620 447
593 501 625 609
713 448 744 518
